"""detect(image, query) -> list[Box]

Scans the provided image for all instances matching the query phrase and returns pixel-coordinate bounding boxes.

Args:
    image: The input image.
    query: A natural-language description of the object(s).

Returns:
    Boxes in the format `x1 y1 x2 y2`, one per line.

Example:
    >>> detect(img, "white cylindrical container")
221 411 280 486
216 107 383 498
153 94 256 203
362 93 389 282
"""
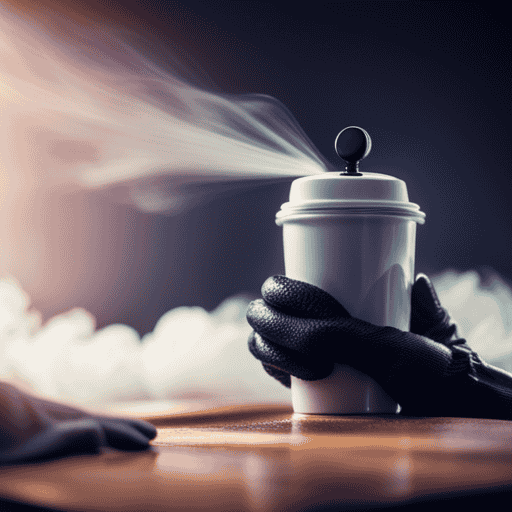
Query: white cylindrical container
275 171 425 414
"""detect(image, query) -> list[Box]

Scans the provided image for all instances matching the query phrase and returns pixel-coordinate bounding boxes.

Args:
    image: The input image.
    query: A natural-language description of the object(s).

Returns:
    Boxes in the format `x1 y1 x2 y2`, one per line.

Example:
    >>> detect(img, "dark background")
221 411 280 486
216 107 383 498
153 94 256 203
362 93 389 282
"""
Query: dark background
59 0 511 334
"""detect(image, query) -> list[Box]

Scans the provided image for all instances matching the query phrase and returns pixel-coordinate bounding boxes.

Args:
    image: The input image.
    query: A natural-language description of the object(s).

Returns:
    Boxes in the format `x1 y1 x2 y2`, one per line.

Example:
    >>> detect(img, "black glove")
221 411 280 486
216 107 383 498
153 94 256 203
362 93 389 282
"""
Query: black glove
0 381 157 465
247 274 512 420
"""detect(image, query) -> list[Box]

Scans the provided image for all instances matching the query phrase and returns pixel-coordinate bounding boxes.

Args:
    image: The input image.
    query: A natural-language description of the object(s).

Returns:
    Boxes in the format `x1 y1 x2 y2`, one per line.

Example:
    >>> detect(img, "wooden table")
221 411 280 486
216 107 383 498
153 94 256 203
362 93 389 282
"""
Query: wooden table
1 401 511 511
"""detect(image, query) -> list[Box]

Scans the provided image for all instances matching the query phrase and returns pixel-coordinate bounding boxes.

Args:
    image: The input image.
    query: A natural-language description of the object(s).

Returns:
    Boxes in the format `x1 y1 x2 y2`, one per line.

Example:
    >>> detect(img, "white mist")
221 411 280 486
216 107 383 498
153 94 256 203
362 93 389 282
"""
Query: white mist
1 270 512 407
0 0 327 324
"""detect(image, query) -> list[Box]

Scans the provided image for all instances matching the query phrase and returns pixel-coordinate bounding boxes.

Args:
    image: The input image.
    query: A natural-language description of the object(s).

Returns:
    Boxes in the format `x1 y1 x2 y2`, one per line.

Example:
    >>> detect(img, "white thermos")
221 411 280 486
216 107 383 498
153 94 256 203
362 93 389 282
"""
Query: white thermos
275 127 425 414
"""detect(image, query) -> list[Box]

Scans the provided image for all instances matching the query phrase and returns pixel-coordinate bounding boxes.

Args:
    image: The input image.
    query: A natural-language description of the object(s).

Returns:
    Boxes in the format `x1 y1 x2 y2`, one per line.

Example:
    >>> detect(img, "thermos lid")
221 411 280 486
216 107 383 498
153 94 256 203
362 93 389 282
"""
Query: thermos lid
276 127 426 225
288 171 410 202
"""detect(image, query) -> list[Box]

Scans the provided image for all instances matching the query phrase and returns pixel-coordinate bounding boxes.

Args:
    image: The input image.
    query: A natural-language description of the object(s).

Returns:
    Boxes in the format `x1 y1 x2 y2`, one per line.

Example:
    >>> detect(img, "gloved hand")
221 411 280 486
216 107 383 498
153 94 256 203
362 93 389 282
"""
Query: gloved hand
247 274 512 420
0 381 157 465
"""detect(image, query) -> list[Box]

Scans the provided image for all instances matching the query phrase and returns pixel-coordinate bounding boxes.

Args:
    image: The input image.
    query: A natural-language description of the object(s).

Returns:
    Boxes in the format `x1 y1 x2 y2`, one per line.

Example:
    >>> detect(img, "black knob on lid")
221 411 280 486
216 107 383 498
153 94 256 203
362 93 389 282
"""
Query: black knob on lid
334 126 372 175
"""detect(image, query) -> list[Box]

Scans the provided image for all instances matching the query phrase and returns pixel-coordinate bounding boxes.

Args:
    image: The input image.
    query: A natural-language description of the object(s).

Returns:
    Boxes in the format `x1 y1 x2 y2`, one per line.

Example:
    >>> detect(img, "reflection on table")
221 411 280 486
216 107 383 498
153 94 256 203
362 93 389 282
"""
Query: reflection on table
1 401 511 511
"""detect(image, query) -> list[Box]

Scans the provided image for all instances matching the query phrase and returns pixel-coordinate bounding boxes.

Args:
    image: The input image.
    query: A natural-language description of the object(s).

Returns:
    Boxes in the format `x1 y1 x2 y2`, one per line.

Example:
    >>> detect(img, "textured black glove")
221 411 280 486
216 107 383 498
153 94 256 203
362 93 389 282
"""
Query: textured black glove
0 381 157 465
247 274 512 420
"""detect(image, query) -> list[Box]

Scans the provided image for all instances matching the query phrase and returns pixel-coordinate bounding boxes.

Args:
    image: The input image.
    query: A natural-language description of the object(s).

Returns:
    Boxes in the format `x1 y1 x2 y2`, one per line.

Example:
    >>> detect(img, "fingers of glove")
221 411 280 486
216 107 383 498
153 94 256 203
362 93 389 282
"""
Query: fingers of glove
247 299 339 353
95 416 157 441
410 273 459 344
99 420 155 450
247 298 383 358
248 331 333 381
0 420 103 465
261 275 351 319
123 419 157 440
34 396 157 441
261 363 291 388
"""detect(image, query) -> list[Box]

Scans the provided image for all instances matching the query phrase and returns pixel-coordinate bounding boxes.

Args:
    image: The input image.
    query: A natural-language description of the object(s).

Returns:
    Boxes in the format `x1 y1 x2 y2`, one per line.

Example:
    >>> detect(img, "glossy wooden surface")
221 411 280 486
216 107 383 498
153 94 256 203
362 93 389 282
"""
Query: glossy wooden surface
1 401 512 511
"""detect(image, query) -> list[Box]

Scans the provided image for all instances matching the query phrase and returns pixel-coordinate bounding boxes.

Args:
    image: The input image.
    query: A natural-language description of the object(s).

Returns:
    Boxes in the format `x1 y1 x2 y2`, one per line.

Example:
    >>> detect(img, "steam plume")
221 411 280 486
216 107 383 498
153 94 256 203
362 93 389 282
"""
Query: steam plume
0 0 329 321
0 0 329 214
